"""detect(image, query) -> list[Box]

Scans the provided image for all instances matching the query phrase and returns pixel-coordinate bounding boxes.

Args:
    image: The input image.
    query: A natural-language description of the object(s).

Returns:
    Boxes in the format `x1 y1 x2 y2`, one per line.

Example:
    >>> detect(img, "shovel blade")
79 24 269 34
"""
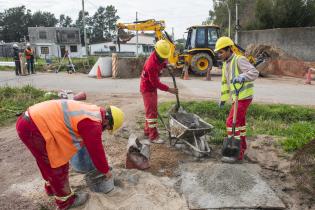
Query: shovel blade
222 137 240 157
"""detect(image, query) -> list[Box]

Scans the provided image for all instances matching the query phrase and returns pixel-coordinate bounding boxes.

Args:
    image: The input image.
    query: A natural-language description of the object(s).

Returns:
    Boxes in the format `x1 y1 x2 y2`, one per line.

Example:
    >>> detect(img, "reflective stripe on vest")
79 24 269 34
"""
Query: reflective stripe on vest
29 100 102 168
220 55 254 102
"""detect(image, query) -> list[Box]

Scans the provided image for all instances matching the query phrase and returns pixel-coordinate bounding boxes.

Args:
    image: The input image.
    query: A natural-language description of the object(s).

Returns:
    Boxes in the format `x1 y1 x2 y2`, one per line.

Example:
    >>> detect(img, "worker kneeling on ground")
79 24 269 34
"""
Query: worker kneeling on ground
215 37 259 163
140 40 178 144
16 100 124 210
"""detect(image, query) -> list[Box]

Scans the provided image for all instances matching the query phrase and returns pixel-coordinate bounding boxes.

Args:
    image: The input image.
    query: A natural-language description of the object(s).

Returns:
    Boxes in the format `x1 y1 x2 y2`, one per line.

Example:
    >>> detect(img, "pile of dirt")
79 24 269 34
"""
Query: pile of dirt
246 135 315 209
291 139 315 197
246 44 308 78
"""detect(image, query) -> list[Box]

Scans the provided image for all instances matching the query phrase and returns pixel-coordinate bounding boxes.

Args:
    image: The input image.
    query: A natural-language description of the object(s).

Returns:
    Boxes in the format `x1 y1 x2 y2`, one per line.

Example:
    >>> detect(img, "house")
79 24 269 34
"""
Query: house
89 33 155 56
28 27 82 58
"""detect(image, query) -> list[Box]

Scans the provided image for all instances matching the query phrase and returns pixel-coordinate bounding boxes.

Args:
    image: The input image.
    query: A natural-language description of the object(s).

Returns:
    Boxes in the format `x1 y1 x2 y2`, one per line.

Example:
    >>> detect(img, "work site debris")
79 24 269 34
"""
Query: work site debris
125 134 150 170
246 44 309 78
74 169 188 210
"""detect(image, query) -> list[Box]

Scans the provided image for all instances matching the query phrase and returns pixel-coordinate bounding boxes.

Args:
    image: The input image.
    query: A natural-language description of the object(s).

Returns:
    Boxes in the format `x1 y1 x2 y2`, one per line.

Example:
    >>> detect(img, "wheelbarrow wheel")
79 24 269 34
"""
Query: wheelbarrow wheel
192 137 206 158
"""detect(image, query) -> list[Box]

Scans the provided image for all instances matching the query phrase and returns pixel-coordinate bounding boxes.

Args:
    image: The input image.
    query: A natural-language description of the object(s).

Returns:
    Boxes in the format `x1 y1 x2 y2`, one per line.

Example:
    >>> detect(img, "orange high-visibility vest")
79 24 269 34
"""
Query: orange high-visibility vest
28 100 102 168
25 49 33 60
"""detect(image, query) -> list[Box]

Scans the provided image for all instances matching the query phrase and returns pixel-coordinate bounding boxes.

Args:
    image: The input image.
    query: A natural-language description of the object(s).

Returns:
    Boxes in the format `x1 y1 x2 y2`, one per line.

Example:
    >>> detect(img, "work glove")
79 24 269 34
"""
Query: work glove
232 75 245 84
219 101 225 108
168 87 178 95
166 64 176 70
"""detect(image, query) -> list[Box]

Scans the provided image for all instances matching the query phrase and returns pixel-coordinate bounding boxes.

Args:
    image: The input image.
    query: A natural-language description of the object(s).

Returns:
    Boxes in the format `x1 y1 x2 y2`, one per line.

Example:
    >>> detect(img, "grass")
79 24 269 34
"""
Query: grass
0 85 58 126
0 56 98 73
158 101 315 152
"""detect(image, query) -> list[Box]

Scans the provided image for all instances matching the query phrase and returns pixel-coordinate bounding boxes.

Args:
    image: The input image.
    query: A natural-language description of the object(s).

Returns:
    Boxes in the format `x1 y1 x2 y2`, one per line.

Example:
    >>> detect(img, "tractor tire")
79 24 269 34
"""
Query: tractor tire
190 53 213 76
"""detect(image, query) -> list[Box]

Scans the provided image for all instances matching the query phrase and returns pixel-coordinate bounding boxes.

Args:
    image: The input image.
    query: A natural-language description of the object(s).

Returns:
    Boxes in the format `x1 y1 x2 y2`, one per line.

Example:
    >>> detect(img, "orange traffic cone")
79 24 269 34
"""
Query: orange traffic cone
97 65 102 79
304 68 312 85
182 64 190 80
73 92 87 101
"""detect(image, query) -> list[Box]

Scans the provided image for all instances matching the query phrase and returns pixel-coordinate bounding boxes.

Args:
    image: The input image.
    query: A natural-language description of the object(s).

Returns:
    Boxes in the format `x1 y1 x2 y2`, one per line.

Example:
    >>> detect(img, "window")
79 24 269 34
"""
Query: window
39 31 47 39
208 29 219 45
196 28 206 47
190 29 196 49
41 47 49 54
67 33 75 39
70 45 78 52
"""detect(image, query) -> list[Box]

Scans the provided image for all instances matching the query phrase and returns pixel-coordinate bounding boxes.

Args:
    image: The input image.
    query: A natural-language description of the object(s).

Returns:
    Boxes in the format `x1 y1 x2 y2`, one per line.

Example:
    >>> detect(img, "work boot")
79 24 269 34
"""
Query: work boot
68 192 89 209
151 138 165 144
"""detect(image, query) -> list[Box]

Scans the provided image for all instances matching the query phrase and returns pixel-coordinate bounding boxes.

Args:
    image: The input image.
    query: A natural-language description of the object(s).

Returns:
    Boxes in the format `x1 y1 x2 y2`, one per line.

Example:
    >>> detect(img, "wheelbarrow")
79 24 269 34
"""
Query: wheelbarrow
159 112 214 157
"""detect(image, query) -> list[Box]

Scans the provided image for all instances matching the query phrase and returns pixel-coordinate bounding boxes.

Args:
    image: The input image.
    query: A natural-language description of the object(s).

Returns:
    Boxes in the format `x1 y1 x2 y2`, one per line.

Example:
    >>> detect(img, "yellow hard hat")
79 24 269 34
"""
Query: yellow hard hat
109 106 124 133
214 36 234 52
155 40 171 59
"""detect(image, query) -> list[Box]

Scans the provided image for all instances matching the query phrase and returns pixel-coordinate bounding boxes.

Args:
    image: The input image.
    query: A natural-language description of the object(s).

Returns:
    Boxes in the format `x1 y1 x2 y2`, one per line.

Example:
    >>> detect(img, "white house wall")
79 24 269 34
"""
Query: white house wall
34 44 82 58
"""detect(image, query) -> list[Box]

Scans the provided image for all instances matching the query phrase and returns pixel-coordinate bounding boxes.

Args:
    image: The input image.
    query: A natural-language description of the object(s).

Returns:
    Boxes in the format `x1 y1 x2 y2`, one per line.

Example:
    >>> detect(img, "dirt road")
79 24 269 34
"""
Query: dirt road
0 71 314 209
0 71 314 106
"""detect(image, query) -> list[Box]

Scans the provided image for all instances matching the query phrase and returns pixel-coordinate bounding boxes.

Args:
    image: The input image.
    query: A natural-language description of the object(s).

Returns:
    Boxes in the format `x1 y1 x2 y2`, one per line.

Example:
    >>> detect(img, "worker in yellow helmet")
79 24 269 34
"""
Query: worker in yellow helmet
16 99 124 209
140 40 178 144
215 36 259 163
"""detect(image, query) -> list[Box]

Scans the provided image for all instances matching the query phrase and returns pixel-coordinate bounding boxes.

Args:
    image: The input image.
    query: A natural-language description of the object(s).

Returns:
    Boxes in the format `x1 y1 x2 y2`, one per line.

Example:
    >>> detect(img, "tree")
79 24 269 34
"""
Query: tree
0 6 31 42
74 10 91 45
206 0 315 32
89 5 119 43
59 14 73 27
31 11 58 27
175 38 186 52
103 5 119 41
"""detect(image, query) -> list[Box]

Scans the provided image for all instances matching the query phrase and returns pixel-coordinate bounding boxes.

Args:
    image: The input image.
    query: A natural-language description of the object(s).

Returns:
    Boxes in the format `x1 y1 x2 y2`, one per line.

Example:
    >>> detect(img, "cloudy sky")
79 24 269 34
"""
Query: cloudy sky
0 0 214 39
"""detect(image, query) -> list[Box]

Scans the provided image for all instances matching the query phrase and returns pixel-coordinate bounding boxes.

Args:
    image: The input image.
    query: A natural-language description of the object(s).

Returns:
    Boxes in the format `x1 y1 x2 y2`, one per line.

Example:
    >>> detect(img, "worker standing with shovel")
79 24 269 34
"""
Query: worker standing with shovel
214 37 259 163
16 100 124 210
140 40 178 144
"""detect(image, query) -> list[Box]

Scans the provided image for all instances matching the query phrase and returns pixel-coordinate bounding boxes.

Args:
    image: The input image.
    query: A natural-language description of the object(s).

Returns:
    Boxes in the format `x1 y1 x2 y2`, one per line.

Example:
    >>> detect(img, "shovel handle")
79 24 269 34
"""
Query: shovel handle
167 67 180 111
232 81 244 135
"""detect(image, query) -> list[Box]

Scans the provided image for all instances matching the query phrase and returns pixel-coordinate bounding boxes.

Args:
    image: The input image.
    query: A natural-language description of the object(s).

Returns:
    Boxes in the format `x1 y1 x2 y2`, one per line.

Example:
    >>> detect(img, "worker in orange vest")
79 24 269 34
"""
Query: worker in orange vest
24 43 35 74
16 100 124 210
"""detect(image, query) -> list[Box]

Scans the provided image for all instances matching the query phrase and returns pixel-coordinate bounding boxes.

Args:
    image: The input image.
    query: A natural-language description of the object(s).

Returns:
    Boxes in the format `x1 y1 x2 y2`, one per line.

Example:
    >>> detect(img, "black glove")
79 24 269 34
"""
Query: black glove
219 101 225 108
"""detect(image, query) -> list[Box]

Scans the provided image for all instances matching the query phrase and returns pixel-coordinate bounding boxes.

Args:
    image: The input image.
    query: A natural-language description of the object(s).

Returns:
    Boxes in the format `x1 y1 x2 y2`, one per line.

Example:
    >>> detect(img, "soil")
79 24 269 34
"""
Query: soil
0 92 314 209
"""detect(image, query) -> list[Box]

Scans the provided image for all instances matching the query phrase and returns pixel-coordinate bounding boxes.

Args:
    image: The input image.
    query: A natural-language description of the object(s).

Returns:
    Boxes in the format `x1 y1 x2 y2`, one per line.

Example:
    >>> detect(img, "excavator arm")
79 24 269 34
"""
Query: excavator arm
116 19 179 65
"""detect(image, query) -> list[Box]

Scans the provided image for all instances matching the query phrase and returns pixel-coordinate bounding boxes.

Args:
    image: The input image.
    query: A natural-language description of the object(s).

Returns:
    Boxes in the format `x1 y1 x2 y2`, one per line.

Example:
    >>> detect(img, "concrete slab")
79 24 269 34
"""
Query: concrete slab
180 162 286 209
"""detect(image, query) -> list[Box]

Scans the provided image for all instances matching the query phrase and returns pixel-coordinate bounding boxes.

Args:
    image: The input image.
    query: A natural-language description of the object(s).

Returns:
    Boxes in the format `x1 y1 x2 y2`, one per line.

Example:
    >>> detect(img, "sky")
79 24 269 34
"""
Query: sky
0 0 214 40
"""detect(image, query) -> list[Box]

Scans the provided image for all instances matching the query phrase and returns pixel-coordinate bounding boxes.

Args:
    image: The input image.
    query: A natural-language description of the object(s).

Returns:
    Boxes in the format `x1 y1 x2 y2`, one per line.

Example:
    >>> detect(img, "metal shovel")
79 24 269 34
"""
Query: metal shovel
167 65 183 113
222 81 244 158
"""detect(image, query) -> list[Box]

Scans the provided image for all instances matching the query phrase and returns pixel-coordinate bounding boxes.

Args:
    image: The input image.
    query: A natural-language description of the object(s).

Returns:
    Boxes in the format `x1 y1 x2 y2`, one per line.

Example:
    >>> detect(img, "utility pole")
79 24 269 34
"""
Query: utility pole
172 27 174 41
226 2 231 38
235 0 240 44
136 11 139 57
82 0 88 56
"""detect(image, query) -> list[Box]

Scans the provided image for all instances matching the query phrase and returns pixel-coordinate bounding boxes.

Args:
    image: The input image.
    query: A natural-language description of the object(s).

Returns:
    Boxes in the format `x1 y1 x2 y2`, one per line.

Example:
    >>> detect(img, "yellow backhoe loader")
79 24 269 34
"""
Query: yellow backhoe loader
116 19 265 76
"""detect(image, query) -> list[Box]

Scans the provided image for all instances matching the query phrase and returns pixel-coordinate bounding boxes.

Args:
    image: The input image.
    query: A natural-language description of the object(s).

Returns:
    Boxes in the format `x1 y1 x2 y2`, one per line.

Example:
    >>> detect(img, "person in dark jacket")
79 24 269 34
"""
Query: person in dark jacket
13 44 21 76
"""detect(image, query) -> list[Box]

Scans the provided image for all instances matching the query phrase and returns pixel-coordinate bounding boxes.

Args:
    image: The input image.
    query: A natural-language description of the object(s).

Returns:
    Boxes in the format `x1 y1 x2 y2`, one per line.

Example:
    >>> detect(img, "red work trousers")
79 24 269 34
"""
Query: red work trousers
142 91 159 140
16 114 75 210
226 98 252 160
